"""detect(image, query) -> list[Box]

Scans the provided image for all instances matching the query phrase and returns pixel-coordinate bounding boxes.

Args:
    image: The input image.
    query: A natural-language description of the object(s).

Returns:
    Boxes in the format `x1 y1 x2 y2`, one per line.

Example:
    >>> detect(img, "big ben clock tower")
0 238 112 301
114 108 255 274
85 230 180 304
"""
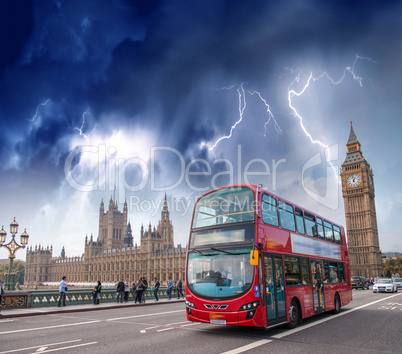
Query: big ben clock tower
341 122 383 278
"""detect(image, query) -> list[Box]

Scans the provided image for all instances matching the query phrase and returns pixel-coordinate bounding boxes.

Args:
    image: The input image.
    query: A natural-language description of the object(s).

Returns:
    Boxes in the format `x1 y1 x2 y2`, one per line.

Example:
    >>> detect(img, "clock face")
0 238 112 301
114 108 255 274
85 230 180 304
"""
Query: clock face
347 174 361 187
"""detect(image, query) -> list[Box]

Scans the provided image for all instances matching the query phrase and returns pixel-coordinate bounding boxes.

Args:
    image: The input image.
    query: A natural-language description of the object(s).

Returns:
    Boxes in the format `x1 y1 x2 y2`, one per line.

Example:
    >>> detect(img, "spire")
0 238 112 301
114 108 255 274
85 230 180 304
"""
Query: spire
163 192 168 211
344 121 364 165
124 221 133 247
347 120 359 145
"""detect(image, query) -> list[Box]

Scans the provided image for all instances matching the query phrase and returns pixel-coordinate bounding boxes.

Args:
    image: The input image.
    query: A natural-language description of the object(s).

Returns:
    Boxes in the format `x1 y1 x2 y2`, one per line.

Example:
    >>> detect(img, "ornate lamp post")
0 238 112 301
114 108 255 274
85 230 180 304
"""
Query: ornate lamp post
0 218 29 290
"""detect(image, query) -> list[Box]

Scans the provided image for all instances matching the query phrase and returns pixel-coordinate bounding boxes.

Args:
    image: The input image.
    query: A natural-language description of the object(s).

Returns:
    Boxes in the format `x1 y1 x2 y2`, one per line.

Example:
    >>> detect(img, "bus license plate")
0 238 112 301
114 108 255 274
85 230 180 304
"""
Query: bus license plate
210 319 226 325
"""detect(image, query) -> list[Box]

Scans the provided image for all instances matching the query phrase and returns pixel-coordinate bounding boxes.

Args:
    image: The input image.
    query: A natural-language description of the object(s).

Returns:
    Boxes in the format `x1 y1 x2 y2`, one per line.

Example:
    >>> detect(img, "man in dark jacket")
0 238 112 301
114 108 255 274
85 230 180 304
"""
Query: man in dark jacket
116 279 125 303
142 276 148 303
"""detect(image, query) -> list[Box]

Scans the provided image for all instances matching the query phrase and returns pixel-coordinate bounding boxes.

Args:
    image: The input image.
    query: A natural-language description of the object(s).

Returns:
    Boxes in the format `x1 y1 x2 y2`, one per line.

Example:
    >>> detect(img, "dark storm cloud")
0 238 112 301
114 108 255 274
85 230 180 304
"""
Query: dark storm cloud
85 0 402 153
1 0 401 174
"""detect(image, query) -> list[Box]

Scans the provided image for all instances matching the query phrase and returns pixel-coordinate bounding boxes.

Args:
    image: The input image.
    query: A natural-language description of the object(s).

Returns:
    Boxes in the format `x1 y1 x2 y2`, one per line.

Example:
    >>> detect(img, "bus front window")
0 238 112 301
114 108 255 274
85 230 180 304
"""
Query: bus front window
192 187 255 229
187 248 254 299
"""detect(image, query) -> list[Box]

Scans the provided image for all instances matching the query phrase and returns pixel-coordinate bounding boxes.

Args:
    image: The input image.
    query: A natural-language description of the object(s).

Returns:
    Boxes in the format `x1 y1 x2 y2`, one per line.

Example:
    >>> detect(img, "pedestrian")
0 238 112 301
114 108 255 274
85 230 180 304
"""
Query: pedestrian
57 276 68 307
124 278 130 302
167 276 173 300
116 279 125 303
96 280 102 304
142 276 148 303
0 277 4 316
154 277 160 301
135 276 144 304
132 282 137 302
176 279 184 299
92 286 97 305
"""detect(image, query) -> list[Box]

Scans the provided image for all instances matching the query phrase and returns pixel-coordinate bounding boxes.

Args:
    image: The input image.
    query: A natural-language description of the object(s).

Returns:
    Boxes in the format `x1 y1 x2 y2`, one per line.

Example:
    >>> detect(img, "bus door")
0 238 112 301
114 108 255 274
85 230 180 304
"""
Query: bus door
263 254 287 326
310 259 325 314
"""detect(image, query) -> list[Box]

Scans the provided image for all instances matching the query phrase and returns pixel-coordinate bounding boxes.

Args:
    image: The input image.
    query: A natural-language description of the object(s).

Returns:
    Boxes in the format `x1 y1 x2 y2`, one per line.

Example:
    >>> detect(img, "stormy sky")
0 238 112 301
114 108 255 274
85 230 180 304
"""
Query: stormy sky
0 0 401 259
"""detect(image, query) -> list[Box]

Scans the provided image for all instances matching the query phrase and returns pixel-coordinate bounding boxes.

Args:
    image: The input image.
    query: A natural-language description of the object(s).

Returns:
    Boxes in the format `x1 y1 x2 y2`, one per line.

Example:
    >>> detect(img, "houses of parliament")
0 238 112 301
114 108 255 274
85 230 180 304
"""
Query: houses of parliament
24 194 186 286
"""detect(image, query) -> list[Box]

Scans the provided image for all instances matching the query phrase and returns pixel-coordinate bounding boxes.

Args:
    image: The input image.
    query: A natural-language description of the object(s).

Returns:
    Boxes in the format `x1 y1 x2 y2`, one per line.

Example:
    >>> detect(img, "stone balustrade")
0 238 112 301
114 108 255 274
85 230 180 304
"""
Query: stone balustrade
0 287 182 309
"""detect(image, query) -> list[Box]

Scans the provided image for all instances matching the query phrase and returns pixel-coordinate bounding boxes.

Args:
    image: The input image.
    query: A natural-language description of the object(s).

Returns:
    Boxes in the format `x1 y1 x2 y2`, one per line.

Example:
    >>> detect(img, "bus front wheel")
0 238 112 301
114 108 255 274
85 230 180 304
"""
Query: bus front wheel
287 299 299 329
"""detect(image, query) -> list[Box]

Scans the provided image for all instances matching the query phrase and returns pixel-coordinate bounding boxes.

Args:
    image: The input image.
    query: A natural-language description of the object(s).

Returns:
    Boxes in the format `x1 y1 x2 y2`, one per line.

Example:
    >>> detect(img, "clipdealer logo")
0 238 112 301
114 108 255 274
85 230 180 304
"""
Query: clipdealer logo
301 143 339 210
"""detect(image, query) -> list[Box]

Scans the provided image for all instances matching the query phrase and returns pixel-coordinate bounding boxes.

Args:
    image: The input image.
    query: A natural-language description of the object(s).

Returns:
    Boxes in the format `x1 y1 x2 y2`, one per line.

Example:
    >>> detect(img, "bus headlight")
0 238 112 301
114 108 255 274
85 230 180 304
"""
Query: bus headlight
239 301 259 311
185 300 196 309
239 301 260 320
185 300 196 316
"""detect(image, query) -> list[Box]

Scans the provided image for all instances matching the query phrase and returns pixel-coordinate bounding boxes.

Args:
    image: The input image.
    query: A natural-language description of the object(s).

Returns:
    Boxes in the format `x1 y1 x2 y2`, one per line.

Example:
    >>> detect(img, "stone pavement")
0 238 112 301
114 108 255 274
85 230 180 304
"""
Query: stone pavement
0 297 185 319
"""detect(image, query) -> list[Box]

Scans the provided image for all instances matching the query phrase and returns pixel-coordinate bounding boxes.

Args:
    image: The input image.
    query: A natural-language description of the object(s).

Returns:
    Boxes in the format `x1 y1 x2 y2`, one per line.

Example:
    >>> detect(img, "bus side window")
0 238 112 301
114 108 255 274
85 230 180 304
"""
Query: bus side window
329 262 338 283
262 194 279 227
337 262 345 283
323 261 330 283
278 201 295 232
324 221 334 242
316 217 325 240
333 225 343 245
304 213 316 237
301 258 310 285
295 208 305 234
284 256 301 286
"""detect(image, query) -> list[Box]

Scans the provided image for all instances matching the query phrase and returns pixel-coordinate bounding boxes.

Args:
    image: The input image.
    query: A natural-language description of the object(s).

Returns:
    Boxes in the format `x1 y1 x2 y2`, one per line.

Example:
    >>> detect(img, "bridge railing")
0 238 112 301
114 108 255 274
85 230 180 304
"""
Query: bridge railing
0 287 183 308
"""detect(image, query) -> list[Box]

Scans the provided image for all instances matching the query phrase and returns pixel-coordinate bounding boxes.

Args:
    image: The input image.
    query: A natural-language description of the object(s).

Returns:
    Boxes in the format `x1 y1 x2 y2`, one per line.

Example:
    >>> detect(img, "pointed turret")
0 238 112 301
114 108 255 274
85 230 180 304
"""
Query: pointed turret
344 120 364 165
124 221 133 247
161 192 170 221
347 120 359 145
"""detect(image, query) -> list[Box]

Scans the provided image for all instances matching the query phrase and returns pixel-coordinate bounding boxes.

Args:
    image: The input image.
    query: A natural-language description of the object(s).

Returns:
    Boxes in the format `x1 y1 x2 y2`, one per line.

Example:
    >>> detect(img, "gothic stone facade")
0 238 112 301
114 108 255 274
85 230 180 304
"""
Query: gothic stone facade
24 195 187 286
340 123 383 278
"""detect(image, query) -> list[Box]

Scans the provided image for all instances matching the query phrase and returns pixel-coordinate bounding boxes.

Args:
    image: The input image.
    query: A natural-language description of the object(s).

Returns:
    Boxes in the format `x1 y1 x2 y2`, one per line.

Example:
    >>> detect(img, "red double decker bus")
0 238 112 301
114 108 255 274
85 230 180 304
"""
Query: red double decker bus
185 185 352 329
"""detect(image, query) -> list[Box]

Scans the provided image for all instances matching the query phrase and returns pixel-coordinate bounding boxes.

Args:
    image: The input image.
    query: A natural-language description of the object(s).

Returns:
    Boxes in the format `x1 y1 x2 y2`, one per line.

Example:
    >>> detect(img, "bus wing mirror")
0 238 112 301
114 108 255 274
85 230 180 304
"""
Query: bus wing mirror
250 250 259 266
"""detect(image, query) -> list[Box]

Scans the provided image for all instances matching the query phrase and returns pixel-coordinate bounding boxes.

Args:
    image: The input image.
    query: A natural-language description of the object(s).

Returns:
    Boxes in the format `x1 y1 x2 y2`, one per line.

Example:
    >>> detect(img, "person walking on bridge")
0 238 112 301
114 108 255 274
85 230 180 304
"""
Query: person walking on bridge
167 276 173 300
124 278 130 302
116 279 125 303
154 277 160 301
57 276 67 307
135 277 145 304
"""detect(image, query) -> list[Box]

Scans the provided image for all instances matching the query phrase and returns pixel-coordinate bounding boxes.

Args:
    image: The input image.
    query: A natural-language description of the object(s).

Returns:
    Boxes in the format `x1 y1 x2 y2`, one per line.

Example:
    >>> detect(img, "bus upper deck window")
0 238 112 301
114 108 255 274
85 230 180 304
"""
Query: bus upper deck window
262 194 279 227
304 213 316 237
295 208 305 235
324 221 334 242
279 201 295 232
316 217 324 240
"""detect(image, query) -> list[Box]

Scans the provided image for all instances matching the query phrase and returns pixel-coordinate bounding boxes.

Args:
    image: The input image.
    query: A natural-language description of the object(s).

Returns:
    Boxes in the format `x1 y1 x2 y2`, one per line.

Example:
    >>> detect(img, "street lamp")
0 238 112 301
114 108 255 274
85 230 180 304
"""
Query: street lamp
0 218 29 290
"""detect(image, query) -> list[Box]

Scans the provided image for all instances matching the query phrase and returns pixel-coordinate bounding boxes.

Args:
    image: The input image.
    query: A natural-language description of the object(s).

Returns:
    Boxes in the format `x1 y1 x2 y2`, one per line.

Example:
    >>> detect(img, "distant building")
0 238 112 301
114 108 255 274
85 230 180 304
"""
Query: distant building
24 194 186 286
340 122 383 277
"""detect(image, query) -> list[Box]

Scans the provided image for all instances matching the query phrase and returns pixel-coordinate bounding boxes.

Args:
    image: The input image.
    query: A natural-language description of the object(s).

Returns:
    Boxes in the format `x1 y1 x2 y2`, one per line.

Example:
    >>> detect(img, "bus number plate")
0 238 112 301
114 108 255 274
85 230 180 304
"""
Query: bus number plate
210 319 226 325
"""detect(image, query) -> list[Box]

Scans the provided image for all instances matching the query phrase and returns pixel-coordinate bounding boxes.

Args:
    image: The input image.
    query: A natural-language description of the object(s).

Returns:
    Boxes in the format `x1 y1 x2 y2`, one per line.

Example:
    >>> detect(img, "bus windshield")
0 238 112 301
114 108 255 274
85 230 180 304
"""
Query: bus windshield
192 187 255 229
187 248 254 299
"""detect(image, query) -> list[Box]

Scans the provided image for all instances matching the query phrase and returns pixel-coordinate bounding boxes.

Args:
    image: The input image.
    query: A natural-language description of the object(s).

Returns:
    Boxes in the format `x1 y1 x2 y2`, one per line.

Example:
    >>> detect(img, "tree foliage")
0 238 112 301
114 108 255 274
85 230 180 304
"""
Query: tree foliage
383 256 402 277
0 260 25 285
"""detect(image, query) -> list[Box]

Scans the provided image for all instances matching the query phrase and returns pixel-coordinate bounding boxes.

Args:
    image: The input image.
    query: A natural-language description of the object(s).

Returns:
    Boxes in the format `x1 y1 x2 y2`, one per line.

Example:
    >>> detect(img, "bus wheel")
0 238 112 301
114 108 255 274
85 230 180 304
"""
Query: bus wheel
332 294 341 314
287 299 299 329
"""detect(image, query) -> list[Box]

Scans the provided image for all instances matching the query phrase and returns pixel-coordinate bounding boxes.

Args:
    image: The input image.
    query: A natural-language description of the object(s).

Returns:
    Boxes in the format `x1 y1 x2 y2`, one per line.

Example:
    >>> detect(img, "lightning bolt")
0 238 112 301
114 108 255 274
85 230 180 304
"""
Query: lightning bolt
204 83 282 151
28 99 51 122
248 90 282 136
205 54 375 153
288 54 376 149
74 109 99 143
206 83 247 151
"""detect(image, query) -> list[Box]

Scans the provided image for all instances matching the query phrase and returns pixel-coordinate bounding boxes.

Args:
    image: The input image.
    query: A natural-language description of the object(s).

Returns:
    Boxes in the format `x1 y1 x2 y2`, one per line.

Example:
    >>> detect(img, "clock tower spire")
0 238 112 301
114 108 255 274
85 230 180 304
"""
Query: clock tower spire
341 122 383 278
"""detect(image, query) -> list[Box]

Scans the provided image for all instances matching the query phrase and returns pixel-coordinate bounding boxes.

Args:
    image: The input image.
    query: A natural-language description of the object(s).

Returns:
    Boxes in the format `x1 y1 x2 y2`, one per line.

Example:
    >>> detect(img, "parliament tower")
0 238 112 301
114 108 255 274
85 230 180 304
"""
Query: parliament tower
340 122 383 278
